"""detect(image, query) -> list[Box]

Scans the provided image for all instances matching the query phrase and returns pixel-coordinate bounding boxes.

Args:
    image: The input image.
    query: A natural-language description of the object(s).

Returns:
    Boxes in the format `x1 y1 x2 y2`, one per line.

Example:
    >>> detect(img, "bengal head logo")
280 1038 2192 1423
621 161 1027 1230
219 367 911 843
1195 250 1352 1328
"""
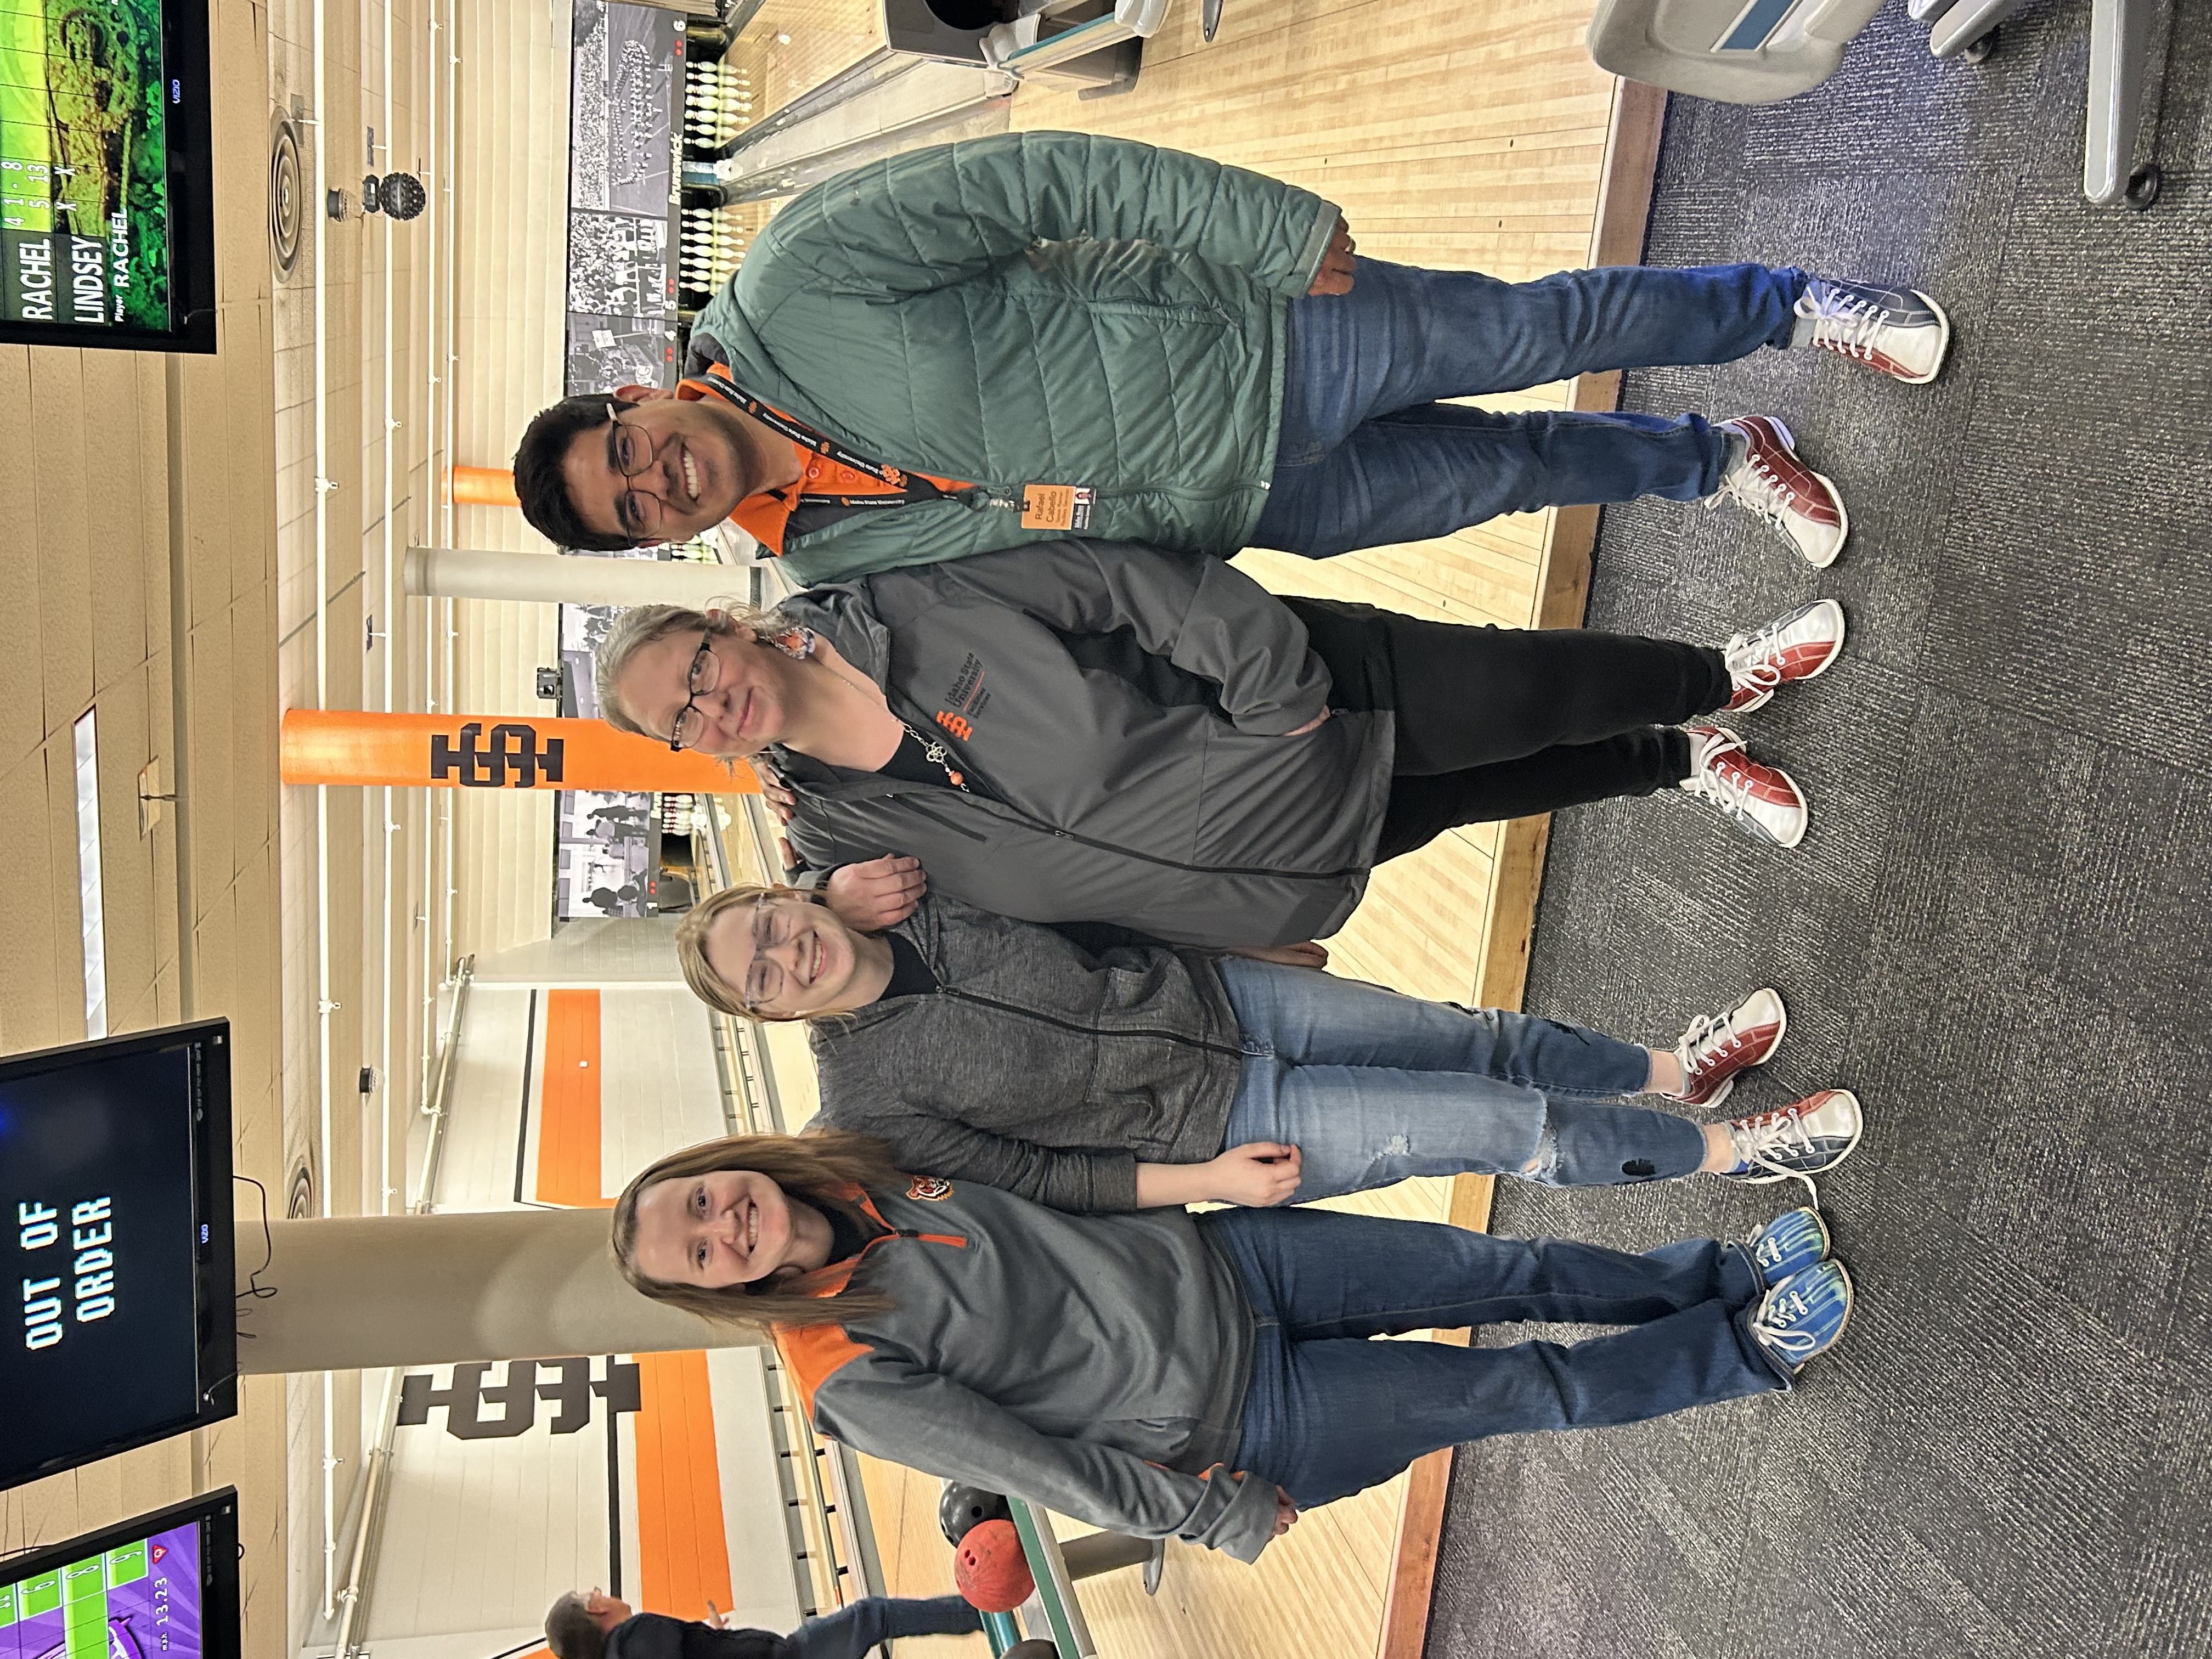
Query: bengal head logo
906 1176 952 1202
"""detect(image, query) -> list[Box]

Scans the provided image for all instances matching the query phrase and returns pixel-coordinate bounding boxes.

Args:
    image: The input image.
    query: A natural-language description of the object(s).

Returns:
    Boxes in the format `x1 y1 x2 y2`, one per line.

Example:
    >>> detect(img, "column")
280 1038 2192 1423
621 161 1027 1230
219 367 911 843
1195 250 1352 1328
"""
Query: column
236 1207 769 1374
404 545 747 610
279 710 758 792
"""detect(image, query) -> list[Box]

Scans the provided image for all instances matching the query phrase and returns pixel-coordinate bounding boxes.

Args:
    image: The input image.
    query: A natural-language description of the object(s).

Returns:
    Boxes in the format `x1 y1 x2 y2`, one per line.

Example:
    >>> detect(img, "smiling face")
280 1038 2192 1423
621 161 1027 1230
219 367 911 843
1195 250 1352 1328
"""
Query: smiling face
614 624 789 756
629 1168 817 1290
558 388 758 545
704 893 873 1017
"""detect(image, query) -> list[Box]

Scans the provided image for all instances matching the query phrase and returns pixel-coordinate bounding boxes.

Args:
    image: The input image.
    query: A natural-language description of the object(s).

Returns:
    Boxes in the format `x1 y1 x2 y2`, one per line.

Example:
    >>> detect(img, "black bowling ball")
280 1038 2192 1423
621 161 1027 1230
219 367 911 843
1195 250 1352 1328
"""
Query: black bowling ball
938 1481 1011 1545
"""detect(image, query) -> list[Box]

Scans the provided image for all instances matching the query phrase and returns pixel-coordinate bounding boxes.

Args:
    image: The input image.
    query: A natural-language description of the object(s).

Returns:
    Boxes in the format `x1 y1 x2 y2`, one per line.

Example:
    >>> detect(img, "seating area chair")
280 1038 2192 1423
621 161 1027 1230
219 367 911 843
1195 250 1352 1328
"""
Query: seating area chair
1587 0 2163 207
1912 0 2159 205
1587 0 1886 104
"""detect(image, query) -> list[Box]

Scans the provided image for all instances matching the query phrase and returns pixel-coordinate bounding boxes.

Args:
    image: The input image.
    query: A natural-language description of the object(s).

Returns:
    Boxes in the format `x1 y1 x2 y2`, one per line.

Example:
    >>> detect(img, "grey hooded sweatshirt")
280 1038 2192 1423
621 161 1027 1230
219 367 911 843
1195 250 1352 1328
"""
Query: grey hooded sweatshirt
766 537 1397 949
809 893 1245 1213
774 1177 1279 1562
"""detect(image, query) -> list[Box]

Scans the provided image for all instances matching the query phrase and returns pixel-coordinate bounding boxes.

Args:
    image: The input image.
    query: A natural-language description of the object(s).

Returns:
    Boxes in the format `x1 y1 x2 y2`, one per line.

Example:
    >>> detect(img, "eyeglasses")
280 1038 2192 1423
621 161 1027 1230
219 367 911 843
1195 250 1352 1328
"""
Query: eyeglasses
667 628 720 752
606 403 663 540
740 895 791 1012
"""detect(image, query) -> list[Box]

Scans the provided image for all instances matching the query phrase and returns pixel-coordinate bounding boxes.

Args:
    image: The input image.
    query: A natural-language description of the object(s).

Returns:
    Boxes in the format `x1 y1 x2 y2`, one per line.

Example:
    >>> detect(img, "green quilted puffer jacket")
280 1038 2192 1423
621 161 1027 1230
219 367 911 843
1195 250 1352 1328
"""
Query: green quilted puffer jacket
694 130 1340 584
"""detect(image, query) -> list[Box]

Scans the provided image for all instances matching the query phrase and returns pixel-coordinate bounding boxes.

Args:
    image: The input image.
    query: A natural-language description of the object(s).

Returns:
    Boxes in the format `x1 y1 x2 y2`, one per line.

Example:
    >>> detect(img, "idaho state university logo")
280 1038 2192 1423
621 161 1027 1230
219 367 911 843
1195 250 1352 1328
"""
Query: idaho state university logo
907 1176 953 1202
427 721 565 787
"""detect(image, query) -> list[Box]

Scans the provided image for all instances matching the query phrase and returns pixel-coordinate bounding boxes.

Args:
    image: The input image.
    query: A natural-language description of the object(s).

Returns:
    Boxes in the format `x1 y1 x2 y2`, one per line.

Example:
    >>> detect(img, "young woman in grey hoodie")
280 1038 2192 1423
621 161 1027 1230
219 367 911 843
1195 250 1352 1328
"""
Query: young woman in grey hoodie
672 882 1865 1211
607 1132 1855 1565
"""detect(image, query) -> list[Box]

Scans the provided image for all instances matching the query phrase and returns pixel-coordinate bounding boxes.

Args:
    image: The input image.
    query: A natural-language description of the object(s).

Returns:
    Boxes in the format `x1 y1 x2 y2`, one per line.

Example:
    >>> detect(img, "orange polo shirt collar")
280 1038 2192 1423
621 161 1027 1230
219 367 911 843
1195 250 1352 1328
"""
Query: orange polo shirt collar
676 365 970 556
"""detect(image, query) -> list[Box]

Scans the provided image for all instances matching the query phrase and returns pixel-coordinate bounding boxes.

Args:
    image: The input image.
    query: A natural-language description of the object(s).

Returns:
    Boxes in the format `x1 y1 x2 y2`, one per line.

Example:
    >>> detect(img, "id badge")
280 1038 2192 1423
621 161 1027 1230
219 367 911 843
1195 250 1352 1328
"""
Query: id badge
1020 483 1094 532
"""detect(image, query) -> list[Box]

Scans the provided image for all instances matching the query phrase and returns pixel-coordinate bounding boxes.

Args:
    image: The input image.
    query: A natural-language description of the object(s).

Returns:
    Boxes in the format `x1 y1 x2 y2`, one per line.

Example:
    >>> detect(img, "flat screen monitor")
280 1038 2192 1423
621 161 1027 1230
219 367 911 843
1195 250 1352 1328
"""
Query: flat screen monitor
1 1022 235 1492
0 1487 241 1659
0 0 218 351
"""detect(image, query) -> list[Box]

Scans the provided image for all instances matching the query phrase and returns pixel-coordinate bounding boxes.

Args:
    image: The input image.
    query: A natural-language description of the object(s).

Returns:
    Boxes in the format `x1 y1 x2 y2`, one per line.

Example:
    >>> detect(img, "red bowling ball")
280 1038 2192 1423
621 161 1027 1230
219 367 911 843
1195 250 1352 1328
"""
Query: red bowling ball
953 1517 1034 1613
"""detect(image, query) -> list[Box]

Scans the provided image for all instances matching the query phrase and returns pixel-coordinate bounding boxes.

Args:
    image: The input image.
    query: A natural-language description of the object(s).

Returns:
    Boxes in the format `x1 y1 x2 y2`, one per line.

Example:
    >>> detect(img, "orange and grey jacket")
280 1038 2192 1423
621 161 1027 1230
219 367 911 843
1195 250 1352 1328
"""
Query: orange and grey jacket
774 1178 1279 1561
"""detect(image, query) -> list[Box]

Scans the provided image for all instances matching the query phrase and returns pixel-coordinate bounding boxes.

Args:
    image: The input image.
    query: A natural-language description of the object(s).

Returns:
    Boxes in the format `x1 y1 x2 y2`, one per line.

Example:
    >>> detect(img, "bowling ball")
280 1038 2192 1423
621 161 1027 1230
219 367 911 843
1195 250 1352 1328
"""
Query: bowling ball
938 1481 1011 1545
953 1517 1034 1613
1001 1644 1058 1659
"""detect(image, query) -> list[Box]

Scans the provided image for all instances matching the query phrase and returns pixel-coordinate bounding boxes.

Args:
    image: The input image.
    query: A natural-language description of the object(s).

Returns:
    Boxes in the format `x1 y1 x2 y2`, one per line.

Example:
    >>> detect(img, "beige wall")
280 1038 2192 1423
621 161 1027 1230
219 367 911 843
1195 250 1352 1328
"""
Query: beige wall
0 0 289 1649
0 0 459 1650
441 0 575 961
472 916 688 983
264 0 454 1630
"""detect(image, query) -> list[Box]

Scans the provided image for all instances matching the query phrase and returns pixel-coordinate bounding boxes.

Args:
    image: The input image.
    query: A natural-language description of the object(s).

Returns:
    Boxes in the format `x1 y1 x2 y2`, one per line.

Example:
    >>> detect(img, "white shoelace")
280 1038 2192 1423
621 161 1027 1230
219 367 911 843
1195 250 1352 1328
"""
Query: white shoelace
1680 733 1767 831
1748 1281 1826 1359
1794 285 1886 362
1676 1002 1754 1083
1727 1110 1826 1210
1707 450 1794 532
1722 627 1780 699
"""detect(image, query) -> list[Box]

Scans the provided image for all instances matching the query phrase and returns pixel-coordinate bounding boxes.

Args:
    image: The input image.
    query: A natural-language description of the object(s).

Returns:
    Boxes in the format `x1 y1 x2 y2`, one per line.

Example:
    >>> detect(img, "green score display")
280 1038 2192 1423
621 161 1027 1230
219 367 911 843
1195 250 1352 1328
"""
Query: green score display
0 0 216 351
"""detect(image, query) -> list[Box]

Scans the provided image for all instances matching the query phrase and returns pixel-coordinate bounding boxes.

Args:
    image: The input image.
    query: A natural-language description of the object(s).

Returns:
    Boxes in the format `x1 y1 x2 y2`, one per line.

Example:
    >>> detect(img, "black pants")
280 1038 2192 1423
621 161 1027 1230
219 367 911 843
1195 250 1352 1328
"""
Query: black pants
1283 599 1730 865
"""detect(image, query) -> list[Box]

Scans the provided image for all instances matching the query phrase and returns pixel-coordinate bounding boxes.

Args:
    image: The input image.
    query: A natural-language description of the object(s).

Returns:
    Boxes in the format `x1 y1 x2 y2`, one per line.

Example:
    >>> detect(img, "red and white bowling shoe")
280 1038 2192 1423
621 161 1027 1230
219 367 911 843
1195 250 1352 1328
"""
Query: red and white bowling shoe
1672 986 1790 1110
1708 415 1849 569
1723 599 1848 714
1679 724 1810 849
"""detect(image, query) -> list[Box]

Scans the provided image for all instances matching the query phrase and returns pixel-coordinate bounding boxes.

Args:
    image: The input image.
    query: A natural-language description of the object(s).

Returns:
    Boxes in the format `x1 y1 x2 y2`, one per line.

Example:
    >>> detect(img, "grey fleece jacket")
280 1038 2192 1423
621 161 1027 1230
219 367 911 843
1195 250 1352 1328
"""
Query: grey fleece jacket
809 894 1245 1213
767 537 1396 949
779 1178 1277 1561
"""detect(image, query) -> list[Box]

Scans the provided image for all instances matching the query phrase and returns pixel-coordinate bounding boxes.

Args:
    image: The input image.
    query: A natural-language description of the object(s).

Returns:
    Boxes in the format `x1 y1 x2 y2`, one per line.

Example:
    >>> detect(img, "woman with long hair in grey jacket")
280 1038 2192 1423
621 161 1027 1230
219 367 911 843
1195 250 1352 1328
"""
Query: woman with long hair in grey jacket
671 883 1864 1213
590 537 1845 949
606 1132 1854 1565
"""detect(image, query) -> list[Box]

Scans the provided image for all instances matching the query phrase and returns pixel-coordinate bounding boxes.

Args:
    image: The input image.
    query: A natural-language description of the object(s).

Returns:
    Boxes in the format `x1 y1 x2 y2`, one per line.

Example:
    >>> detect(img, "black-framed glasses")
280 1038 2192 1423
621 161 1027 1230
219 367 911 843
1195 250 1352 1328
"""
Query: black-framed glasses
667 628 719 752
606 403 662 540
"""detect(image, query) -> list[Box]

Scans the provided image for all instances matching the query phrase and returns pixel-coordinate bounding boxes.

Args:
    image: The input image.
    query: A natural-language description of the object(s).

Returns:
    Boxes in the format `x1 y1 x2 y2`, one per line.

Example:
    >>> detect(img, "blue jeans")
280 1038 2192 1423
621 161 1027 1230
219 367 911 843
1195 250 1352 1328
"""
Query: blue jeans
783 1595 981 1659
1206 1205 1785 1509
1251 258 1810 557
1217 957 1709 1199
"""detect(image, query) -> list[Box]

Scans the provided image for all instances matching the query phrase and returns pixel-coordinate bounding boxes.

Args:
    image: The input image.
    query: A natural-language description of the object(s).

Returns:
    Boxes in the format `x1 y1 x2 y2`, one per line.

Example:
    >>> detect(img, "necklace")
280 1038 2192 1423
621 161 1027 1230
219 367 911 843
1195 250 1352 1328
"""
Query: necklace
769 625 968 791
901 725 968 792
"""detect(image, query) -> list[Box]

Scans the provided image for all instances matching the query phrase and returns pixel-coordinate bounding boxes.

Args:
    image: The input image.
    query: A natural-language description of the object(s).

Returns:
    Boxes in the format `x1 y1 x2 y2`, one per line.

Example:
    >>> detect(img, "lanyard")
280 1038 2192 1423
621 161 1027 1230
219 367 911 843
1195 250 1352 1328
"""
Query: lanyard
690 372 962 510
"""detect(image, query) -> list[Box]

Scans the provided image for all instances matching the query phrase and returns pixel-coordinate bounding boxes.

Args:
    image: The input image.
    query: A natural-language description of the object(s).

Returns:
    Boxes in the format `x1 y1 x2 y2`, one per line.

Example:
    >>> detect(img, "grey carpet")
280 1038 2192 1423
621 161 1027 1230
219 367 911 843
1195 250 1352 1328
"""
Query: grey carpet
1425 5 2212 1658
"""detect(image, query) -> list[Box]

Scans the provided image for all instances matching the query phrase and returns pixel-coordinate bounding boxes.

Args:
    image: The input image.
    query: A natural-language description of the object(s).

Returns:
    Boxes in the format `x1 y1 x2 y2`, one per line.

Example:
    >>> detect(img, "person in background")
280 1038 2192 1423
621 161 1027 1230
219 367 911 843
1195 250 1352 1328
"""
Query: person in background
542 1587 984 1659
512 132 1948 578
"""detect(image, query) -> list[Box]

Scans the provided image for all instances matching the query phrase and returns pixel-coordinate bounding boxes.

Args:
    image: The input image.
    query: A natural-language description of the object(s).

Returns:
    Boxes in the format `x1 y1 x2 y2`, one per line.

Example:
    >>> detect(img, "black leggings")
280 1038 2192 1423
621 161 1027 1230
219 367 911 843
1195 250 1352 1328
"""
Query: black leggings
1284 599 1729 864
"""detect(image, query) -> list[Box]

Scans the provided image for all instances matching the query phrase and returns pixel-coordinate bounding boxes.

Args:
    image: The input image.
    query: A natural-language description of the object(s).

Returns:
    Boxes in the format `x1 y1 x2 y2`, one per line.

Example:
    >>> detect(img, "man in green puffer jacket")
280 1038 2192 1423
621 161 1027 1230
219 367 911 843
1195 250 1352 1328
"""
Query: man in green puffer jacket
514 130 1951 578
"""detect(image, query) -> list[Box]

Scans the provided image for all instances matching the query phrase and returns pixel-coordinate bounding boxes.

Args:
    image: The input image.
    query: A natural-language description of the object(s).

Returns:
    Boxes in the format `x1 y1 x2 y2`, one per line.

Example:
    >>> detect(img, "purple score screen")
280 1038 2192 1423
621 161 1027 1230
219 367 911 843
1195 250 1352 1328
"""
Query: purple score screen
0 1520 201 1659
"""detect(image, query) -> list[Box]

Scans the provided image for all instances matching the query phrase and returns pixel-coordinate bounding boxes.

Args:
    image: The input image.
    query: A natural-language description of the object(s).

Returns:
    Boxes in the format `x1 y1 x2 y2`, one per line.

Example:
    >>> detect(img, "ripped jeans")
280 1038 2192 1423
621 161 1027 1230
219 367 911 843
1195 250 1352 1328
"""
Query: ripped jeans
1216 957 1709 1202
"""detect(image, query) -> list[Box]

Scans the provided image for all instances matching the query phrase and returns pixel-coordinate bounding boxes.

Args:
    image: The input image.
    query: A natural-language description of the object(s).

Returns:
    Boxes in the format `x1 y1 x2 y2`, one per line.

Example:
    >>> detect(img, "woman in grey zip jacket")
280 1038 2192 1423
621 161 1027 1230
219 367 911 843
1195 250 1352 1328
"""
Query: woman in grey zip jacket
607 1133 1853 1564
672 885 1869 1209
591 539 1841 949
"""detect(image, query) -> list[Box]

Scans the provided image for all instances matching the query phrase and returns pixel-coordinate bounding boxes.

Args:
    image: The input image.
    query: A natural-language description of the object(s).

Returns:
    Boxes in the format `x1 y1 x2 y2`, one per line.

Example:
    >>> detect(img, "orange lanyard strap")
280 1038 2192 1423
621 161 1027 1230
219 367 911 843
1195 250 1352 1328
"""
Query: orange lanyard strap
686 373 962 511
